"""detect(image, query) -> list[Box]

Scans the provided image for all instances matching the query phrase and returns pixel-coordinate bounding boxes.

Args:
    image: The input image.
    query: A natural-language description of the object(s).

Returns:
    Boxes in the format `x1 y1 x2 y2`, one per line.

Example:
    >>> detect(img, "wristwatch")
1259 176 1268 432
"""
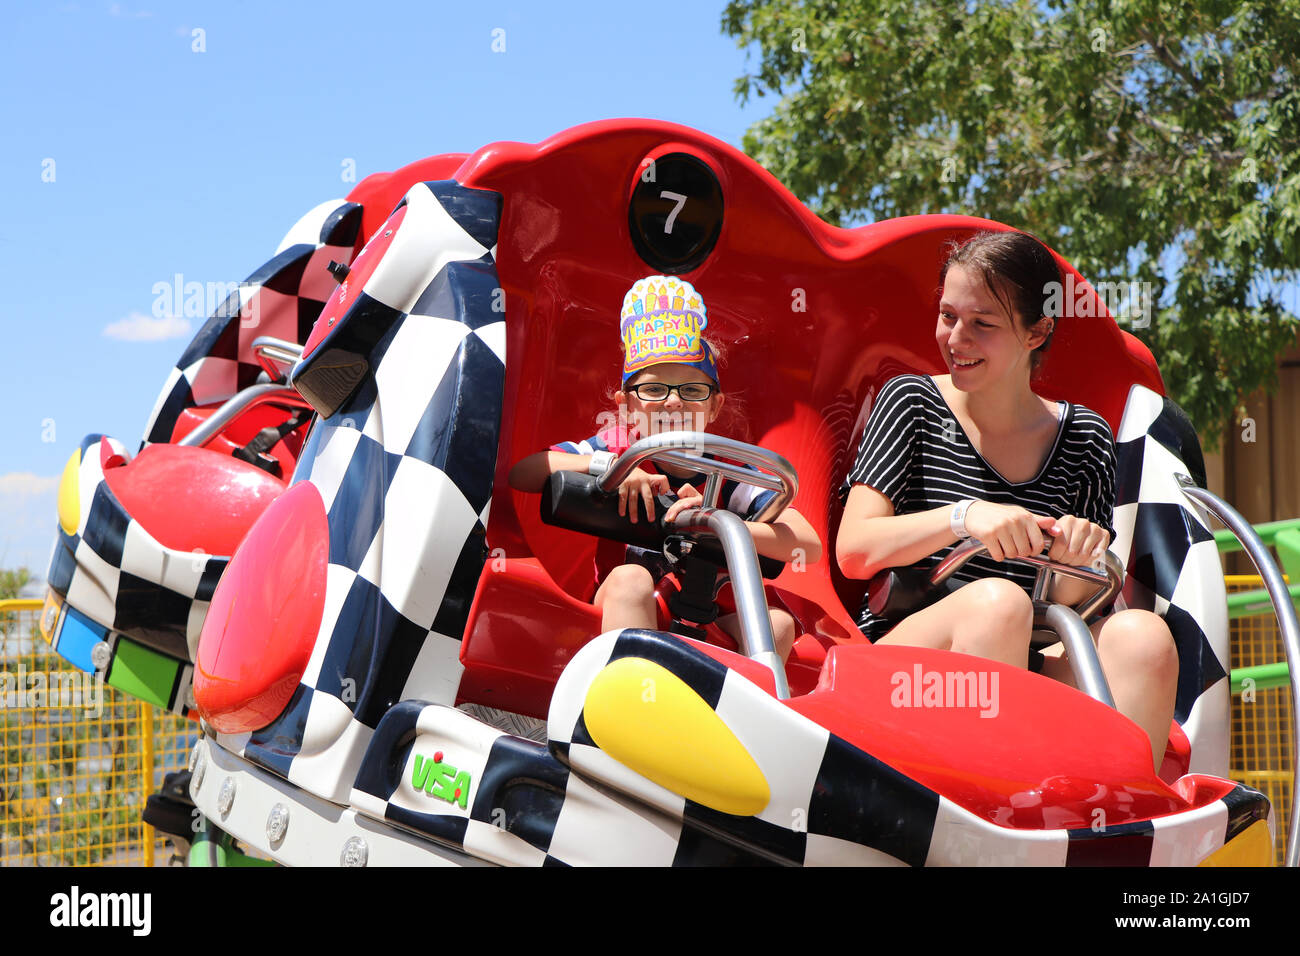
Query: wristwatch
587 450 616 476
950 499 977 539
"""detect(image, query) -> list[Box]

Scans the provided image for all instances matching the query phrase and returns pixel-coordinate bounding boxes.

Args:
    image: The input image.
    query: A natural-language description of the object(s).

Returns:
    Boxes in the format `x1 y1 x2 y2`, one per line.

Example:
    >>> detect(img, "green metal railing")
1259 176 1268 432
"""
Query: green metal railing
1218 519 1300 620
1218 518 1299 692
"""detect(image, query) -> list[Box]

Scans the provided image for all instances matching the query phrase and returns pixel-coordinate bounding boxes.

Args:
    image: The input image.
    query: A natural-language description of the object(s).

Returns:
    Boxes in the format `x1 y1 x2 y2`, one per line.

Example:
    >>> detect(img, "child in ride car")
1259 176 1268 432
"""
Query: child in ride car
509 275 821 661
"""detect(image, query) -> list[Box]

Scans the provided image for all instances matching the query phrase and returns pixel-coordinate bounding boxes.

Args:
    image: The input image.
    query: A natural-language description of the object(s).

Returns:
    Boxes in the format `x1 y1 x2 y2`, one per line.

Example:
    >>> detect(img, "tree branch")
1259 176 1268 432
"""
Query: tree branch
1133 26 1239 126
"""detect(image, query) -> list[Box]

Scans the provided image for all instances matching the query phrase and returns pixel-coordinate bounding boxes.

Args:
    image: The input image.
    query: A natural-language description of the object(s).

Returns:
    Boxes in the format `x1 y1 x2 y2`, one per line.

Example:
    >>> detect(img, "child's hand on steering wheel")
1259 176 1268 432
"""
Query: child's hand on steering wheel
661 482 705 526
617 467 671 523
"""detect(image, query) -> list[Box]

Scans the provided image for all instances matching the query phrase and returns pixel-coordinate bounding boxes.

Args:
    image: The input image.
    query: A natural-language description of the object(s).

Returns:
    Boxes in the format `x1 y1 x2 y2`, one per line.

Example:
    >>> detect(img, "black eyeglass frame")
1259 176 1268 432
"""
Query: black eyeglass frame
623 381 718 402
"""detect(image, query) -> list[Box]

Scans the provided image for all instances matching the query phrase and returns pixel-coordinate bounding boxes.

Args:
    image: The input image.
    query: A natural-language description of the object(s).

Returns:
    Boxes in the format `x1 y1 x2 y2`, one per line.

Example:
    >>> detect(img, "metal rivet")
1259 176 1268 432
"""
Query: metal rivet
266 803 289 845
191 749 206 792
341 836 368 867
217 777 236 817
90 641 112 671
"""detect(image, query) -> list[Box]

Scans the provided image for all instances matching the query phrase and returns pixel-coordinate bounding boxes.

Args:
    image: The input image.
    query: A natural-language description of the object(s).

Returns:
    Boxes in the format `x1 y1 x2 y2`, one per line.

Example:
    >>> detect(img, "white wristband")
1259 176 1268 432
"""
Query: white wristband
950 499 976 539
587 450 616 477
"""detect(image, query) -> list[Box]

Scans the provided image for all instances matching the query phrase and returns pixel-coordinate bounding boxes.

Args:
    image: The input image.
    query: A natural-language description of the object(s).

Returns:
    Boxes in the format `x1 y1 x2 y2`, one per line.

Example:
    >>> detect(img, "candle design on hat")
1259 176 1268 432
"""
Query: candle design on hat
620 275 718 384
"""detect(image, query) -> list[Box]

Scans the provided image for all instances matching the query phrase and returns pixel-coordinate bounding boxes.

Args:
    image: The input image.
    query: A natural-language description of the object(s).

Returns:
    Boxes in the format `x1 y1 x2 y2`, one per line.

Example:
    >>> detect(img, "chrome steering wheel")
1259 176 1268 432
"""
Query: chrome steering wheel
930 538 1124 622
591 431 798 699
929 539 1125 708
594 431 797 524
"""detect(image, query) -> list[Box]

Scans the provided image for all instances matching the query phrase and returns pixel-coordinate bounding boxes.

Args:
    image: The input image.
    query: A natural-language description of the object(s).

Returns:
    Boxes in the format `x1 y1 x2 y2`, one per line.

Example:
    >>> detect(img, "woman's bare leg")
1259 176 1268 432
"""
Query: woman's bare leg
874 578 1032 668
1039 609 1178 770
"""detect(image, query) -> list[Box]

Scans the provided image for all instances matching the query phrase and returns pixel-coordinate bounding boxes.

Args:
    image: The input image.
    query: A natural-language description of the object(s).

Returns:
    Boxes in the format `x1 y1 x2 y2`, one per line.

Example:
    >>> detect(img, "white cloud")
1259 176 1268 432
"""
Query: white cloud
102 311 191 342
0 472 61 580
0 474 59 496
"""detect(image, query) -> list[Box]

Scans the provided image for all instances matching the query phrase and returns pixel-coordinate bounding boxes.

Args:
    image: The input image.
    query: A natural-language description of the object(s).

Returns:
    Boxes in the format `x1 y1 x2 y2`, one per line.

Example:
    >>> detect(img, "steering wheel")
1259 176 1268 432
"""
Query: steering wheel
594 430 796 616
930 538 1124 623
594 431 797 523
927 538 1125 708
580 431 798 698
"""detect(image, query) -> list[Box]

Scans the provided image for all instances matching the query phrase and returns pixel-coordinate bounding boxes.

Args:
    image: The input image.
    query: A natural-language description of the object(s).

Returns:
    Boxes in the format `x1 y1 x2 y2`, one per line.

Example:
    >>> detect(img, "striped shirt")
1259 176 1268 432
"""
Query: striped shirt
840 374 1117 640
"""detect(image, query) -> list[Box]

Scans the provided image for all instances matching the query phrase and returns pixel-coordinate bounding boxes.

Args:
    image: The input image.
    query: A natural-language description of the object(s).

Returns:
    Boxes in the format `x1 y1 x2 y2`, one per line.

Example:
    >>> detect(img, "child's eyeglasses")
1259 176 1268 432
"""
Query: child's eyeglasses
625 382 716 402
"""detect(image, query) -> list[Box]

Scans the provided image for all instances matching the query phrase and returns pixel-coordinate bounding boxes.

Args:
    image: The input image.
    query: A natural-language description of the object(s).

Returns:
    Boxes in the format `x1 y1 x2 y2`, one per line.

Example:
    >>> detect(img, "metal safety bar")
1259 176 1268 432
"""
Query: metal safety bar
597 433 798 695
930 539 1124 708
177 384 310 449
1034 603 1116 708
597 432 797 524
1177 475 1300 867
250 336 304 382
666 507 790 699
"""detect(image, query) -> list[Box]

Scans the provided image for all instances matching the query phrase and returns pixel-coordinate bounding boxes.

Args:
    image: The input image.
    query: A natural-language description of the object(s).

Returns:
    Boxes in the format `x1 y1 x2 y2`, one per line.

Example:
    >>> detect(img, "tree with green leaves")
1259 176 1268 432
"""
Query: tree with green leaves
0 567 31 602
723 0 1300 447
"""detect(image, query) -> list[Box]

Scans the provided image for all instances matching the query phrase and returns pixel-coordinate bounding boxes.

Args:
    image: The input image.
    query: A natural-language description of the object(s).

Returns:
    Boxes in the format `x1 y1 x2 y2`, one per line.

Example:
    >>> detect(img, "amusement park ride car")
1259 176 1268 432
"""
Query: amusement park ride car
41 119 1299 866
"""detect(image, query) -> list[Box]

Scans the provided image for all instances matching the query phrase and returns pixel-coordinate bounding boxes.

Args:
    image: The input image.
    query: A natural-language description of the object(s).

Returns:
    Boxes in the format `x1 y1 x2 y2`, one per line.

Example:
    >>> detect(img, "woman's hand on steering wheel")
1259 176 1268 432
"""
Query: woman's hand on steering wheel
1044 514 1110 569
963 501 1059 563
617 468 671 523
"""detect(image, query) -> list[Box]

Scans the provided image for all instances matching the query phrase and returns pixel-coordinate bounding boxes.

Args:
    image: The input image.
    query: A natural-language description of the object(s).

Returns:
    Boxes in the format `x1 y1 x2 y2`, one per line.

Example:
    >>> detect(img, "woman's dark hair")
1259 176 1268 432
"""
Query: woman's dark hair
940 230 1063 374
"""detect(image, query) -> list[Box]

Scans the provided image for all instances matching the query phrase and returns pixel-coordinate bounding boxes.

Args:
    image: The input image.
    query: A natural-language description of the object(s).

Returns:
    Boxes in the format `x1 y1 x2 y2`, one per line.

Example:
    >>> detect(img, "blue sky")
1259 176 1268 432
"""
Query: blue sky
0 0 773 579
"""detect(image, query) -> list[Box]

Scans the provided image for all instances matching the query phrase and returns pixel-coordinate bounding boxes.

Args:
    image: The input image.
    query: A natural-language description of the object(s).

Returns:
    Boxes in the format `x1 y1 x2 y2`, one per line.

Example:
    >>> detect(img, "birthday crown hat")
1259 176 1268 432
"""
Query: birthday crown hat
619 275 717 383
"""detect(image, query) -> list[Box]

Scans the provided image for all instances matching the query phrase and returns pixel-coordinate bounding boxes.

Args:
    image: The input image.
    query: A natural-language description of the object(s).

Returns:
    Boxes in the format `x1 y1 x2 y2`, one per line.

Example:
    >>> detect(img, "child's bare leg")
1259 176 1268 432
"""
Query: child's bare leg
716 608 796 663
875 578 1031 668
594 564 658 632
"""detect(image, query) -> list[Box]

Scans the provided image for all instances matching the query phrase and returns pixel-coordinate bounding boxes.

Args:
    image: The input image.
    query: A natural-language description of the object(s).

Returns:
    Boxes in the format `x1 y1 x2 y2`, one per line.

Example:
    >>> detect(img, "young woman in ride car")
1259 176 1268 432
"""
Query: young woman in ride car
835 231 1178 770
509 274 821 661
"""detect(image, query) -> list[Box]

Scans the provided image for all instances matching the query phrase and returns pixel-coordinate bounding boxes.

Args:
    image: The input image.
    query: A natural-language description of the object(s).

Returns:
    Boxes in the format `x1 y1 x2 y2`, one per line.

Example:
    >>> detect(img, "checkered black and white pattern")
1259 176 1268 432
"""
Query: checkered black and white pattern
45 433 224 712
45 201 364 711
329 627 1269 866
344 691 795 866
1110 385 1230 776
215 181 507 804
140 198 365 447
543 630 1267 865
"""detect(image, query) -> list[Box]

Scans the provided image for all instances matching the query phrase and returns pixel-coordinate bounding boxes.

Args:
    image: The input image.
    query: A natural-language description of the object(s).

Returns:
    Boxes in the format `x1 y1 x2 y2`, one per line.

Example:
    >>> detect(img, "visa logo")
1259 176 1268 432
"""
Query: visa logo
411 751 472 810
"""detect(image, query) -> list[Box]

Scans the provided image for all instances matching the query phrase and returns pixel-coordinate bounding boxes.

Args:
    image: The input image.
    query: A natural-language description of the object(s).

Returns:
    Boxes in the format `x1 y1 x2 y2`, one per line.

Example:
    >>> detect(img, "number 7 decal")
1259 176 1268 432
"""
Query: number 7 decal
660 191 687 234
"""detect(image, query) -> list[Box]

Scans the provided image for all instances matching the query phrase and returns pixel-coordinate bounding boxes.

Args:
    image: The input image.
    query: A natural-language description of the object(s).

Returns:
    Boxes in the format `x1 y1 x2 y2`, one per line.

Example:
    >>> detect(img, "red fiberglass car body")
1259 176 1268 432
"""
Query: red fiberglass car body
101 119 1273 865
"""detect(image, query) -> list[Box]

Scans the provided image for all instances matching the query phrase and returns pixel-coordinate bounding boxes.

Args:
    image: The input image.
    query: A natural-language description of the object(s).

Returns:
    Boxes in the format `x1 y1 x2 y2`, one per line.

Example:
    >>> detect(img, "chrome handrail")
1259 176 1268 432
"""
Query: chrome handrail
1177 475 1300 867
596 432 797 524
251 336 304 383
177 384 309 449
667 506 790 699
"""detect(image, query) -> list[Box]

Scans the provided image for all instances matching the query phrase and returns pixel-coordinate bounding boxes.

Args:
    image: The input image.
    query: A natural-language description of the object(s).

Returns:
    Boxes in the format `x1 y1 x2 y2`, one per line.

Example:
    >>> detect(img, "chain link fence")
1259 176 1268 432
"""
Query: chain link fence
1 600 195 866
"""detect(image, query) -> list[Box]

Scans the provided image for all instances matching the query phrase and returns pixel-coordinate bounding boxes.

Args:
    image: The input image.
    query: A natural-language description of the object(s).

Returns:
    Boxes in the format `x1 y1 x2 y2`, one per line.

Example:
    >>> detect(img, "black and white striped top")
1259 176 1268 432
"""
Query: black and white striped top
840 374 1117 639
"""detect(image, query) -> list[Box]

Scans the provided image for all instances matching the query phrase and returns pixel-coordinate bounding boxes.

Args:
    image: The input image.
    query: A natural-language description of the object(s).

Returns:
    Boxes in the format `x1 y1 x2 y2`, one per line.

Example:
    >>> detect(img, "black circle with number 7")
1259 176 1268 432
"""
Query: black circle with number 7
628 152 724 274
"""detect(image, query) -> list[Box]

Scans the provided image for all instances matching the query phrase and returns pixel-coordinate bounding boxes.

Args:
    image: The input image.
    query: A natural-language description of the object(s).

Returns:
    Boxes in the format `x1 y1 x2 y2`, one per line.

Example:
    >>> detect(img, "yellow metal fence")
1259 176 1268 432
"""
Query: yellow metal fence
1 600 195 866
1225 575 1294 866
